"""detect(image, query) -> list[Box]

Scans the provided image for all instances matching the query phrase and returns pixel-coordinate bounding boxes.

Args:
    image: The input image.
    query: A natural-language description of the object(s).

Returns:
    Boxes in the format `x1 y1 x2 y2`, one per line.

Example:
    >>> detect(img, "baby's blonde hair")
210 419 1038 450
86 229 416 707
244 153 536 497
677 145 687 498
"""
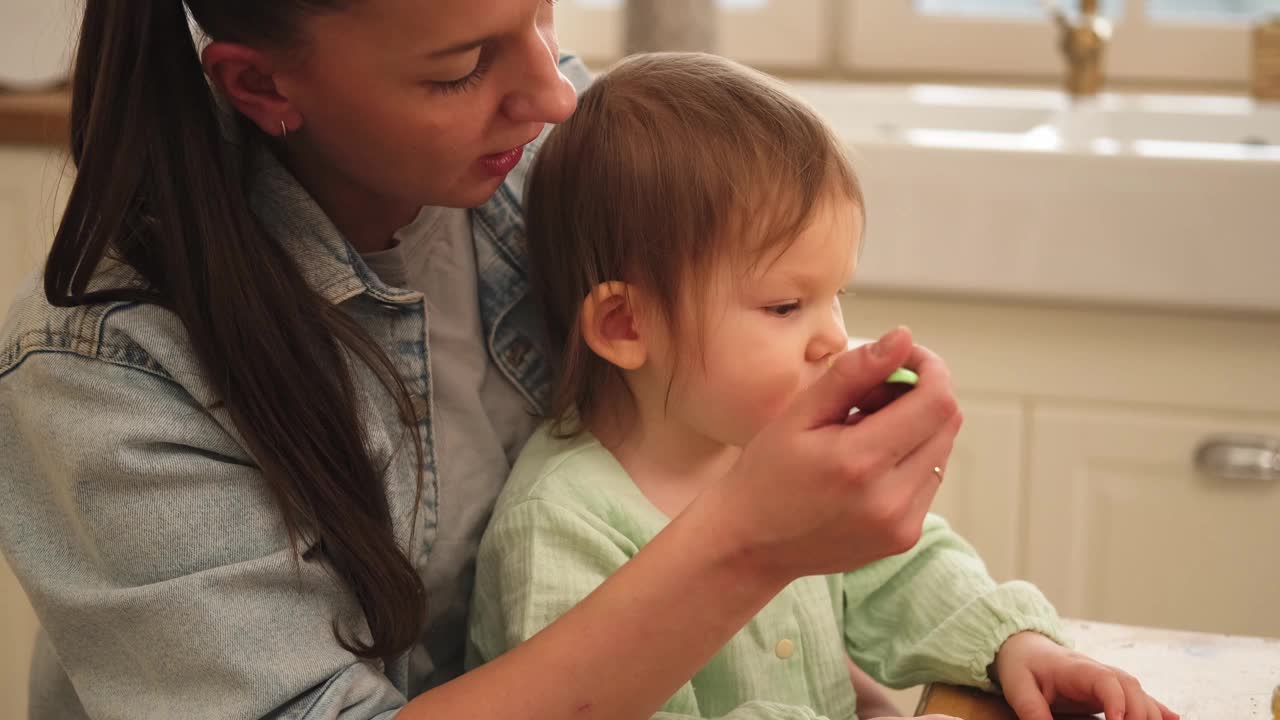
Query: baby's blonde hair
526 52 864 436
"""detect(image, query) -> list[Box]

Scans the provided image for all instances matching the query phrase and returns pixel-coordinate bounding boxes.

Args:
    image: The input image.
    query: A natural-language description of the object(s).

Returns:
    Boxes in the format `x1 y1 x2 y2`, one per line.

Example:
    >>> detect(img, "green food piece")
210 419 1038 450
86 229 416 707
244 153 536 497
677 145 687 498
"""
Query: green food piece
886 368 918 386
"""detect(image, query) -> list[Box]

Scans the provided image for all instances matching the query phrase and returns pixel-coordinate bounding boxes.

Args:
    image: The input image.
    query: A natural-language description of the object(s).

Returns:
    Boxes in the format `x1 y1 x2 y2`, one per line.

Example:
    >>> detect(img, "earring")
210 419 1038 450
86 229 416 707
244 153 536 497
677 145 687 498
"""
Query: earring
280 120 288 139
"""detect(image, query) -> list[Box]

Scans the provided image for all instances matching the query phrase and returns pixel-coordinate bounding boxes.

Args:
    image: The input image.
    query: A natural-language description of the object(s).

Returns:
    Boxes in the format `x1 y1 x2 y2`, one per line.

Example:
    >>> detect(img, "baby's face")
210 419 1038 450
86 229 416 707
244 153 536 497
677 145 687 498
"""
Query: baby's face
660 196 863 448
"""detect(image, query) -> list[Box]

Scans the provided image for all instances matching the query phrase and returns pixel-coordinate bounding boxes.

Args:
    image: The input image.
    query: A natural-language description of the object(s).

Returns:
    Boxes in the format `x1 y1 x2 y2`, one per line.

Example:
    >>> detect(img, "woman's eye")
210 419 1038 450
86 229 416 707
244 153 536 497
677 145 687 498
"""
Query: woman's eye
430 51 494 95
765 302 800 318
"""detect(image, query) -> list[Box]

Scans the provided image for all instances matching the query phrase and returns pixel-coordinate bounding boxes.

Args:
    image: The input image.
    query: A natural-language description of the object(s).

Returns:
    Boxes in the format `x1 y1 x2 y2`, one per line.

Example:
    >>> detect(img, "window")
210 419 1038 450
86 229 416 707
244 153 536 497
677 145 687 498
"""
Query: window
555 0 1278 86
917 0 1271 20
844 0 1279 85
1146 0 1278 19
554 0 829 70
916 1 1123 18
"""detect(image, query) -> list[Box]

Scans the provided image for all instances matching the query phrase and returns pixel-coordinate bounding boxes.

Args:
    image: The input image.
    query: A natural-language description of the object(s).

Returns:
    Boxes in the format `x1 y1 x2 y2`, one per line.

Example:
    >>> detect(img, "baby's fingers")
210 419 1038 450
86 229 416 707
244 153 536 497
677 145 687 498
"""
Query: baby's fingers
1157 698 1181 720
1121 674 1153 720
1000 665 1053 720
1089 672 1127 720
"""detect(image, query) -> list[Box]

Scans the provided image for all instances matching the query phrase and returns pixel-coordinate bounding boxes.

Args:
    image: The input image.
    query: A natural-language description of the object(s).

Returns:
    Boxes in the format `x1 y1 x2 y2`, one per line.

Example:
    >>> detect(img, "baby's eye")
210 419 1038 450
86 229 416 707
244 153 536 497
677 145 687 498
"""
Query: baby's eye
765 302 800 318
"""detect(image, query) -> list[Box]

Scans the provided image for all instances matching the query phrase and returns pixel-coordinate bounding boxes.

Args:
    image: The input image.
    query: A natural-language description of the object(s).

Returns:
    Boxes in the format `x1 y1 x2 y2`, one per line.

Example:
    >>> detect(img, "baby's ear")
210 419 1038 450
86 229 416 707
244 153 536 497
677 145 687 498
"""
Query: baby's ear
580 281 647 370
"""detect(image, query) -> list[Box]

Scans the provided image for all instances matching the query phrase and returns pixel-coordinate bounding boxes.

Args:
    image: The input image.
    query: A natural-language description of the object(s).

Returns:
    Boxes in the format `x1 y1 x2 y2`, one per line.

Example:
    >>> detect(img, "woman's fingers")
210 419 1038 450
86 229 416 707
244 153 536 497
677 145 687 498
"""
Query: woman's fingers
713 332 965 577
840 343 958 465
897 409 963 523
794 327 914 429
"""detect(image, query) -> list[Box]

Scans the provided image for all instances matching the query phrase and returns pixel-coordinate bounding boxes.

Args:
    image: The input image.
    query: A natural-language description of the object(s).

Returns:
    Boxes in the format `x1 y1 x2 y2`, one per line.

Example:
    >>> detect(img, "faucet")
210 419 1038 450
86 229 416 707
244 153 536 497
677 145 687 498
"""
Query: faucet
1048 0 1113 98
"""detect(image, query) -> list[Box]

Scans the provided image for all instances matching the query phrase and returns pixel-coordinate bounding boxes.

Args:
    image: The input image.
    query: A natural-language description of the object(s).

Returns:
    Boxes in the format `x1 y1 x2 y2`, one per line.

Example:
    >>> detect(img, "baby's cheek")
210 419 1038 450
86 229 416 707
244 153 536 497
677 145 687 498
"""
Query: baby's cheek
710 381 775 440
746 376 803 426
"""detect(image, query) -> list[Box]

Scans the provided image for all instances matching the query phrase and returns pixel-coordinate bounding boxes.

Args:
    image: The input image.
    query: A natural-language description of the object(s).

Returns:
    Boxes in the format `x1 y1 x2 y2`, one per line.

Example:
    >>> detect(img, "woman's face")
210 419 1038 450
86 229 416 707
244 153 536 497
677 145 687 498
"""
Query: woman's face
276 0 577 211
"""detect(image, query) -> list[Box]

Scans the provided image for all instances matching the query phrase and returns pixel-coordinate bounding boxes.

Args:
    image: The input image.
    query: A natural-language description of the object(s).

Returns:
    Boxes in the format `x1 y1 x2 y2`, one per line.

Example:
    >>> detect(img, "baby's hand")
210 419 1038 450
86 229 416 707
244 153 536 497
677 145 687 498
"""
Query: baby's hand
993 632 1179 720
866 716 958 720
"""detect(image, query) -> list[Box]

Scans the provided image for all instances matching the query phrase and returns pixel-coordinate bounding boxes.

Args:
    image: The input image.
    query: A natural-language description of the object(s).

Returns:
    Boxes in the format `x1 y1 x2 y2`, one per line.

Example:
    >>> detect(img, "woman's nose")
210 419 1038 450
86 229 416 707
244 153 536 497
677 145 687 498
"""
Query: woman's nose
501 31 578 124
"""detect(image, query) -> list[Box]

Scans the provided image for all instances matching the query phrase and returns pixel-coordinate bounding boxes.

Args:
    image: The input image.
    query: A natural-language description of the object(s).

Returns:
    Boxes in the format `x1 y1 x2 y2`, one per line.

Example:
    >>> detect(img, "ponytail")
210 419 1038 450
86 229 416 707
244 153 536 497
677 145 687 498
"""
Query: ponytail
47 0 427 663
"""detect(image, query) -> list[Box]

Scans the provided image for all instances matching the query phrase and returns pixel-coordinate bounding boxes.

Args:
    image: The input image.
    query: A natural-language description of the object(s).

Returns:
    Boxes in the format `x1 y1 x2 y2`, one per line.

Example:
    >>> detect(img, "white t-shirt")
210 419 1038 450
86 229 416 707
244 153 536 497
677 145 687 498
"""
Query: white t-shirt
361 205 540 687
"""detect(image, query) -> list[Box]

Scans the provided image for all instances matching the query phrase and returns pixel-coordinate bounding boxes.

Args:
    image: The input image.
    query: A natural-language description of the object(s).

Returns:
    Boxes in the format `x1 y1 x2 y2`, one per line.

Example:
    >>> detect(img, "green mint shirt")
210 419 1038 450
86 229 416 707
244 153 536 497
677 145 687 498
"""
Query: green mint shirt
467 425 1066 719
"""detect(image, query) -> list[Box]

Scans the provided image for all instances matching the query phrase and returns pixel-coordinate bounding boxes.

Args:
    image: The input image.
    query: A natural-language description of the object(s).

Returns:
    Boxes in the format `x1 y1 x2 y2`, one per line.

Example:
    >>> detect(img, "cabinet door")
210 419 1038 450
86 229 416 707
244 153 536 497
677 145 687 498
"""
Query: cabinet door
1026 405 1280 638
931 396 1025 583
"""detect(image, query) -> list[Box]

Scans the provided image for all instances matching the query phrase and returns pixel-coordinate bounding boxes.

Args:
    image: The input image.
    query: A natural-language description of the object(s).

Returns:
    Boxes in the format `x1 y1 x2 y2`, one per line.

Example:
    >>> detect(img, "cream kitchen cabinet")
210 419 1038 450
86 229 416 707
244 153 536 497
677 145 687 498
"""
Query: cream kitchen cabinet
1027 405 1280 638
928 397 1024 583
843 290 1280 640
1 145 68 316
1 143 69 720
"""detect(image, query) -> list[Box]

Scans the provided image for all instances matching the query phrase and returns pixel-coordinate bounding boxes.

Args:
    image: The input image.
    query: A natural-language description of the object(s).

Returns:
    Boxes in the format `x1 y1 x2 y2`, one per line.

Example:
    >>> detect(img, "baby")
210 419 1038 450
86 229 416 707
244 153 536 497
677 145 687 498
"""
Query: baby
467 52 1175 720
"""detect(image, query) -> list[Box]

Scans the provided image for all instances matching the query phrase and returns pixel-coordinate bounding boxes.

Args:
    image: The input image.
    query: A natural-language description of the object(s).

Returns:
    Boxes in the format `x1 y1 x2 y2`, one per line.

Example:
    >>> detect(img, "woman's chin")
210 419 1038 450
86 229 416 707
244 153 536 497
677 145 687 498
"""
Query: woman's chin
441 175 508 209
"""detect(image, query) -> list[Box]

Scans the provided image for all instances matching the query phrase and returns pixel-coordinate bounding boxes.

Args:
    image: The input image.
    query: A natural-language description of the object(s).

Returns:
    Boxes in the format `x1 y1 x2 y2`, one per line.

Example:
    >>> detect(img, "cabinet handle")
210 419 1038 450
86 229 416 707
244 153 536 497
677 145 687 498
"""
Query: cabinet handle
1194 435 1280 482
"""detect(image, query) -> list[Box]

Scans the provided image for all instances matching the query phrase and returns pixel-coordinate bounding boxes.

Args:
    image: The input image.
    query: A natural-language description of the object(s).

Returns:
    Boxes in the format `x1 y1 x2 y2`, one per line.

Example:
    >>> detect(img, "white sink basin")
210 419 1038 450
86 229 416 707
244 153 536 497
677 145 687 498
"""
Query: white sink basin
789 82 1280 313
1057 95 1279 160
803 85 1059 138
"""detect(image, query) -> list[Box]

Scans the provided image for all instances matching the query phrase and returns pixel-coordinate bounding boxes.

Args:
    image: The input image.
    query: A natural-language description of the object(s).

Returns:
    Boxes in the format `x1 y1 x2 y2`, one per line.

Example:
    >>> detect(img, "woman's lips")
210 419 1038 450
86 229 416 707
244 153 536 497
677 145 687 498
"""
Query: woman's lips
479 145 526 177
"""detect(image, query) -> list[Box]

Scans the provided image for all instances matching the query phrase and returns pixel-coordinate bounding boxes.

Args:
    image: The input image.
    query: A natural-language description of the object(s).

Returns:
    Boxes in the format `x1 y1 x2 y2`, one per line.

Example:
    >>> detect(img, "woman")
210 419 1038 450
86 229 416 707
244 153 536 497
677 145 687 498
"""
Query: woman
0 1 964 718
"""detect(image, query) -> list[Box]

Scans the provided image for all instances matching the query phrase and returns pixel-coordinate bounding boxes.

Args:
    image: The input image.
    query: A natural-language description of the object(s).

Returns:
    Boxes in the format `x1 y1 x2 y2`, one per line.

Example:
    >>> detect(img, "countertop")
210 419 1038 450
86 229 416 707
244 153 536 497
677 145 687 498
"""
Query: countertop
920 619 1280 719
0 89 69 146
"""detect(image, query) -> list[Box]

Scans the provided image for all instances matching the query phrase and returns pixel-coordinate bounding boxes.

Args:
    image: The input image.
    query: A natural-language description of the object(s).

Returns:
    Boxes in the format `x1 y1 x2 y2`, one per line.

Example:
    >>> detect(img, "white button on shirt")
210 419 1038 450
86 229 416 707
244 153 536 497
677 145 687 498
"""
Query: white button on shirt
775 638 796 659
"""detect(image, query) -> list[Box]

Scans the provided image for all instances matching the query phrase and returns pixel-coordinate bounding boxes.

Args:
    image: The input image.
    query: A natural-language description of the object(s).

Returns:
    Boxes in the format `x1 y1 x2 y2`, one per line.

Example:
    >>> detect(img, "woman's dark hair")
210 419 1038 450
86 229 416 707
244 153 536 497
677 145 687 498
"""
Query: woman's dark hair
47 0 425 662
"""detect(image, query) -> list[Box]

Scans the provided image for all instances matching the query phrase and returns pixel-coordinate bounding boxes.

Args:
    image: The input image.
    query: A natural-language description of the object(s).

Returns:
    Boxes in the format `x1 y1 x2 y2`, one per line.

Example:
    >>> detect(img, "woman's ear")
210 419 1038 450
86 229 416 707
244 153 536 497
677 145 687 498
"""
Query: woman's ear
202 42 302 137
580 282 648 371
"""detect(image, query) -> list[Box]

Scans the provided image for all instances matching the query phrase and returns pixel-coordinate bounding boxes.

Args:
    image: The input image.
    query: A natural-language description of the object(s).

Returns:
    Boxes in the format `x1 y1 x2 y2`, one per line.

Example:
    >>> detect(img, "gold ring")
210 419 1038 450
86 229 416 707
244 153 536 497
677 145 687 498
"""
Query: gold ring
932 466 944 482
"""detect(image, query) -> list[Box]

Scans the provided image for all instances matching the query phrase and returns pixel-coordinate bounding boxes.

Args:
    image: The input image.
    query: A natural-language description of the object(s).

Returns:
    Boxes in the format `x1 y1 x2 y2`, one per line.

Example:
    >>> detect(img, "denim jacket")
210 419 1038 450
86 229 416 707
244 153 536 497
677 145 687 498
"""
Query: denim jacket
0 57 591 720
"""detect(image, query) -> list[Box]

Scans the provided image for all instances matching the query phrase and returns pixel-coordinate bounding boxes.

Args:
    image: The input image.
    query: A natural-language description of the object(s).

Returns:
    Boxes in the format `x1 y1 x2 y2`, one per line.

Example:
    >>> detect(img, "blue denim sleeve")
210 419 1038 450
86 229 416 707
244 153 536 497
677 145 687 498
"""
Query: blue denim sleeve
0 352 406 720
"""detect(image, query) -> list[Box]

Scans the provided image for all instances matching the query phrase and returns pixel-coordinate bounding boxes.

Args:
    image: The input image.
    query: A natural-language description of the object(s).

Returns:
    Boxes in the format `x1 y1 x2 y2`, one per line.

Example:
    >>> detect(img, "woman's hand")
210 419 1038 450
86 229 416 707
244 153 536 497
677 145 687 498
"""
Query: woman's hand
994 632 1179 720
693 325 962 584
